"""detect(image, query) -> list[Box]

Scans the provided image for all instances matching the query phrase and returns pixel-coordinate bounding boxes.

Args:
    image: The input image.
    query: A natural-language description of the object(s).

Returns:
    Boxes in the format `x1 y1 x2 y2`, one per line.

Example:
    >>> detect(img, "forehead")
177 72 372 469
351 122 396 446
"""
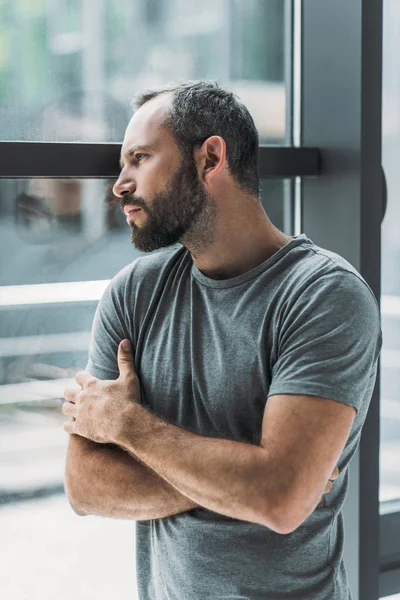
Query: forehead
122 93 175 152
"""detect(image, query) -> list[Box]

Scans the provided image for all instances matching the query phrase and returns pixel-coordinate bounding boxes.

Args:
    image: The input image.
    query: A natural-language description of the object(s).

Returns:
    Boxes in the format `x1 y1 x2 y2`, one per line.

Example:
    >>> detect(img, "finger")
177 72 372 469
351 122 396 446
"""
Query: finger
63 420 76 435
117 339 136 380
64 388 78 403
62 401 76 417
331 465 339 479
75 370 94 388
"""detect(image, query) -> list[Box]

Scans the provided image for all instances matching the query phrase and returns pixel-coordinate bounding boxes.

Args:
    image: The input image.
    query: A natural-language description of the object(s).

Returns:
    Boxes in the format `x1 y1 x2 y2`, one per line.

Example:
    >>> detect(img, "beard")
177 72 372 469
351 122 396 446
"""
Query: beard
120 155 217 254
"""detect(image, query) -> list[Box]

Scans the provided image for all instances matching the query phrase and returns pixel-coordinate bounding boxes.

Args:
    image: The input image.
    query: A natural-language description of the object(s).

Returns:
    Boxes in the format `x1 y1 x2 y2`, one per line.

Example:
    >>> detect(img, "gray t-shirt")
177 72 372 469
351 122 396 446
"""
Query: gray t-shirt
86 233 382 600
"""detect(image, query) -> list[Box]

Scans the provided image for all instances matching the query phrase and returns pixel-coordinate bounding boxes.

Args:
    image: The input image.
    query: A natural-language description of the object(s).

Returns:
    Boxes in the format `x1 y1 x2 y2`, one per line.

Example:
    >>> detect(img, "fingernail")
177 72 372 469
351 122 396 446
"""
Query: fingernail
122 339 131 351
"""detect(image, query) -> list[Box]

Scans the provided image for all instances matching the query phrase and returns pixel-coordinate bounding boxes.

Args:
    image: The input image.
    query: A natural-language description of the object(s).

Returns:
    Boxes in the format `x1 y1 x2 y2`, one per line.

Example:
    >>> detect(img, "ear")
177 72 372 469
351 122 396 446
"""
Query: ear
195 136 227 184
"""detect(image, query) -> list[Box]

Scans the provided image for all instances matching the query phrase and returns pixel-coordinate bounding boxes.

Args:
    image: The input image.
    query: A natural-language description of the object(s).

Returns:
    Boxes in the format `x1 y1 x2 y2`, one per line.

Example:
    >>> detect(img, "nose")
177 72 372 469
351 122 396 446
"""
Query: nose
112 173 136 198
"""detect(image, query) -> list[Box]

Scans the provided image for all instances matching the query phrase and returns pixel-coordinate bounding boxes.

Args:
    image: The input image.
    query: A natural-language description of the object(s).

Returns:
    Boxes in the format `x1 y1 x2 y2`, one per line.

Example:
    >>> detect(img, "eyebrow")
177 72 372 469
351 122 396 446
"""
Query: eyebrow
119 144 155 169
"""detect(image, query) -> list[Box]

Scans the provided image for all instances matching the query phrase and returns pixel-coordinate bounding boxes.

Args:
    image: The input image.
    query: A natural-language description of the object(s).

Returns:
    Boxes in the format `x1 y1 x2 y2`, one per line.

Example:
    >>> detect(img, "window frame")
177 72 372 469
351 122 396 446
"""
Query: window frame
0 143 320 179
300 2 392 600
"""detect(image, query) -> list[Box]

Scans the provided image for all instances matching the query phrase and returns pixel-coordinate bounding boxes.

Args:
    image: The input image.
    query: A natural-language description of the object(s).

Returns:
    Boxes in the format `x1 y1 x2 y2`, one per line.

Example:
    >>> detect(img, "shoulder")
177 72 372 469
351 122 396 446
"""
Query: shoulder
283 237 380 315
105 244 187 301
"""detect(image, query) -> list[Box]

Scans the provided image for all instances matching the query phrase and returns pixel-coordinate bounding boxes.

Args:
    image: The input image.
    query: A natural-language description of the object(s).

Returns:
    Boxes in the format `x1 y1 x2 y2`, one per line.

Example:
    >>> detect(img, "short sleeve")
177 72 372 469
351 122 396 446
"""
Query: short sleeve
268 271 383 415
85 266 132 380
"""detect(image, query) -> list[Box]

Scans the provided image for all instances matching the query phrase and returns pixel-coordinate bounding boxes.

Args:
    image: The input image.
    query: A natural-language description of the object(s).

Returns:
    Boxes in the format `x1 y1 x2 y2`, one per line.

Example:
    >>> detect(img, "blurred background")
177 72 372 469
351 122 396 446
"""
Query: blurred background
0 1 398 599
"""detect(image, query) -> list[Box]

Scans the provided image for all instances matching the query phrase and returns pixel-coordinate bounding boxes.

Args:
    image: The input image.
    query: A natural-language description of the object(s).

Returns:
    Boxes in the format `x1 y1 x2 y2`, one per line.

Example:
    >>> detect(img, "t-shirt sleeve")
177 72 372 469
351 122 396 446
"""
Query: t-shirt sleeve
85 266 132 380
267 271 383 415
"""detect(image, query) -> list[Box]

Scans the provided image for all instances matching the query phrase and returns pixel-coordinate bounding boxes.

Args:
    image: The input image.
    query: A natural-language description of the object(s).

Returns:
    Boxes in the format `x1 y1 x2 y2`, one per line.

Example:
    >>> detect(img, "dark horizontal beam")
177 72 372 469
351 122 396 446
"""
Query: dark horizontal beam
0 142 321 179
0 142 122 179
258 146 321 177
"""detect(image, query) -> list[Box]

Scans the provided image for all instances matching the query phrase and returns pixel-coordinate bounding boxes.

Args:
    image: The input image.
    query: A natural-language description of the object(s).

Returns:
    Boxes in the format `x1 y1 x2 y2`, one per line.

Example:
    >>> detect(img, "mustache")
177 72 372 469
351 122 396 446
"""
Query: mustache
119 196 146 214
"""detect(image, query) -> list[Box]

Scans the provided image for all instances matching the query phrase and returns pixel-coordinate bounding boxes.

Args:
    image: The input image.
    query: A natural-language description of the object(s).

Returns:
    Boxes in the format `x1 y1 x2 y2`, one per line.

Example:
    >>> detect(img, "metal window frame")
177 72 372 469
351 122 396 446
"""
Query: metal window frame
0 142 320 179
300 2 393 600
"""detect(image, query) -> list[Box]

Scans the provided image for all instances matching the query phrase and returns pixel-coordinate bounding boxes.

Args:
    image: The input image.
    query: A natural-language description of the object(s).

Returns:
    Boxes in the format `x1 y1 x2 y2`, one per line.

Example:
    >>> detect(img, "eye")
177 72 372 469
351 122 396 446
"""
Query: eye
135 153 146 162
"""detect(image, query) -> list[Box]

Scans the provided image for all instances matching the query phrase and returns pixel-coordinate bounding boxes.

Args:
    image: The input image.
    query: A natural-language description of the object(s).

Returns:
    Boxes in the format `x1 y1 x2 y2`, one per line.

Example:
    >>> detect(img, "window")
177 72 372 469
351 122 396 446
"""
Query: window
0 0 286 143
0 2 291 599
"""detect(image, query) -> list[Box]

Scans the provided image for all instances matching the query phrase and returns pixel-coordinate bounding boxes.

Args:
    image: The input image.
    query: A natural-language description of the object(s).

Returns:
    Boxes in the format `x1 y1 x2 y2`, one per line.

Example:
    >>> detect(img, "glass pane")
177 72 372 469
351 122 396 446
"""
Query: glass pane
0 176 173 599
0 0 288 144
0 175 289 599
0 177 148 492
0 175 287 482
380 0 400 505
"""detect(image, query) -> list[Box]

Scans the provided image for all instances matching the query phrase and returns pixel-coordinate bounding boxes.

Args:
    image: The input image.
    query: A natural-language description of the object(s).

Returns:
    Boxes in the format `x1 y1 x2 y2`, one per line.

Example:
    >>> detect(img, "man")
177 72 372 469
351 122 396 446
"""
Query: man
62 80 382 600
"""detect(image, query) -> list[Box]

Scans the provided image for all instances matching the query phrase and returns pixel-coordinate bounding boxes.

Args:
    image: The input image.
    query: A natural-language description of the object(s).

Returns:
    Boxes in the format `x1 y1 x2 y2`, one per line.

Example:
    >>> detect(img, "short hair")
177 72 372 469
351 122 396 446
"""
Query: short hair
131 80 259 196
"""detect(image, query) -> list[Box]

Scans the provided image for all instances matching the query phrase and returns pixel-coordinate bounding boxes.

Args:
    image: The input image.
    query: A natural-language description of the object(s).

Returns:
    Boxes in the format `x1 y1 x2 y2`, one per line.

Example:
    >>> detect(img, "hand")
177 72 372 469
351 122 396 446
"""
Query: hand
319 465 340 504
62 339 141 444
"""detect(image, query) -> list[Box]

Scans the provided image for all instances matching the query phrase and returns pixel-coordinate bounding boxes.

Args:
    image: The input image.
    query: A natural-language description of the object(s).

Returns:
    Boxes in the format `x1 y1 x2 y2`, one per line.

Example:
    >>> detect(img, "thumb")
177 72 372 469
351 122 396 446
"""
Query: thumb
118 339 135 379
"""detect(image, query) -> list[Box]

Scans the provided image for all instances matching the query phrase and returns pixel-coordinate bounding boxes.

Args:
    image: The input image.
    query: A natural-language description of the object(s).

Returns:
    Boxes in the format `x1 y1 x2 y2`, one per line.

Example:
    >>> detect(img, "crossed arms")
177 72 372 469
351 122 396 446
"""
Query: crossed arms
65 434 199 521
64 270 378 534
65 391 356 535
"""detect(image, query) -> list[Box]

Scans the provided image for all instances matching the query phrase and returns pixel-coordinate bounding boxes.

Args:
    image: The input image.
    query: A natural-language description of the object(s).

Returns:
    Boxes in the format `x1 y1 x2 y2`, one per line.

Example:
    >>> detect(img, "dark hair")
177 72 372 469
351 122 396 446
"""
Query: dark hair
132 80 259 196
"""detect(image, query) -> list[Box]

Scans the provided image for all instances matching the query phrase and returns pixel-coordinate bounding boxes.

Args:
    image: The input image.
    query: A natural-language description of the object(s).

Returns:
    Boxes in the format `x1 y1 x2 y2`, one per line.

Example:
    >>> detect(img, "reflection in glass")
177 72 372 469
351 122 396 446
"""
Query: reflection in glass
0 177 139 512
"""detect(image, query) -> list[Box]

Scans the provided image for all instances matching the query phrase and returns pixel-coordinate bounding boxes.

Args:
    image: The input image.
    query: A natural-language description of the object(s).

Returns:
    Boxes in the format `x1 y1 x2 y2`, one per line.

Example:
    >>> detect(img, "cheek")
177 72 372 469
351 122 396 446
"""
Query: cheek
139 166 169 197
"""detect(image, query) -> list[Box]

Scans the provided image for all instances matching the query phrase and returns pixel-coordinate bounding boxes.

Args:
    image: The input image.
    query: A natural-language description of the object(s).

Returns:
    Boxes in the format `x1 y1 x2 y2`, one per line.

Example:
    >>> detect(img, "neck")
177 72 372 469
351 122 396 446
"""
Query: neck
184 196 292 280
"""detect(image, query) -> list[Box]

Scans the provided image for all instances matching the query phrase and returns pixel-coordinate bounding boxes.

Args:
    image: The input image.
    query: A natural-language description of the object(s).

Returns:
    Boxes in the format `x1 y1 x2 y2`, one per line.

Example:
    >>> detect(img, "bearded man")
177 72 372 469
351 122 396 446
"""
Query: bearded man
62 80 382 600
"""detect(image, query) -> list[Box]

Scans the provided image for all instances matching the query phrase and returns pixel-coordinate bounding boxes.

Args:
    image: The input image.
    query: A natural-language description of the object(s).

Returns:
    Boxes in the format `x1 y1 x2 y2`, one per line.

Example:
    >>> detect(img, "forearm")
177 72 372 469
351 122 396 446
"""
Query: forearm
64 434 199 520
116 407 283 532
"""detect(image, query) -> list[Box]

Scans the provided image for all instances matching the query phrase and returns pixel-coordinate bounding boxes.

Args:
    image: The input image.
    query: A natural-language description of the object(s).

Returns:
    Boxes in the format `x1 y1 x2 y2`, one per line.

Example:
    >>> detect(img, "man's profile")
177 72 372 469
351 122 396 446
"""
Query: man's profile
63 80 382 600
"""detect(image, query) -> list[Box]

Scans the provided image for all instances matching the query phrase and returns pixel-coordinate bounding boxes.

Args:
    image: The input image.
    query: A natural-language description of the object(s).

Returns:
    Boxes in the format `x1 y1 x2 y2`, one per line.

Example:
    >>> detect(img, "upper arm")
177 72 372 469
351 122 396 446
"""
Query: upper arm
261 393 356 533
65 268 135 501
261 271 382 533
68 266 133 468
86 266 133 380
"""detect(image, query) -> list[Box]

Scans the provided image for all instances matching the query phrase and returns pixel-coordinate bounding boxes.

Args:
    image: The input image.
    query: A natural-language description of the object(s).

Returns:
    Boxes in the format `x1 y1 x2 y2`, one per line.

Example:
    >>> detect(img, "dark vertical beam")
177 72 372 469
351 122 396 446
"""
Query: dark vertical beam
359 4 383 597
301 2 383 600
283 0 295 234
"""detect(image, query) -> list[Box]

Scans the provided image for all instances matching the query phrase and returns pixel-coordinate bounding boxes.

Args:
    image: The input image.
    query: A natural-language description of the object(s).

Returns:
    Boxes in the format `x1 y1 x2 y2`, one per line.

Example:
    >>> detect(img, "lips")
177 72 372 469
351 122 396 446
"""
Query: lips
123 205 142 216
